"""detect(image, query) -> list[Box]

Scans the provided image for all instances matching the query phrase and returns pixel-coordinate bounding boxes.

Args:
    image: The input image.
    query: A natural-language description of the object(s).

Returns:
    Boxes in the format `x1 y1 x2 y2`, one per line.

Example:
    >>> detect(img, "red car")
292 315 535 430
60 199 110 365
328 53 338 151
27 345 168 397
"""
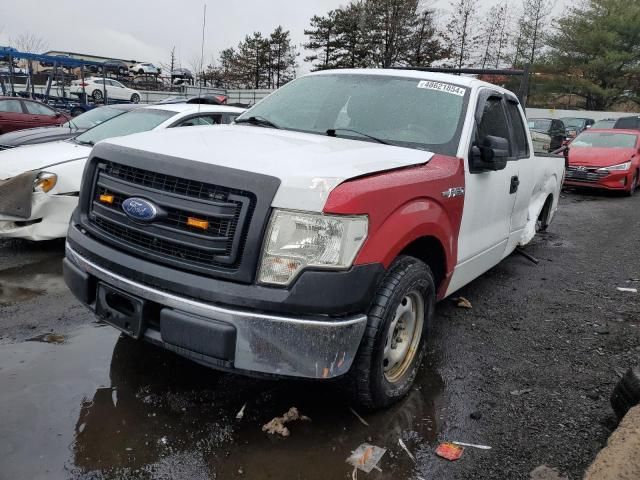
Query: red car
0 96 69 135
565 129 640 196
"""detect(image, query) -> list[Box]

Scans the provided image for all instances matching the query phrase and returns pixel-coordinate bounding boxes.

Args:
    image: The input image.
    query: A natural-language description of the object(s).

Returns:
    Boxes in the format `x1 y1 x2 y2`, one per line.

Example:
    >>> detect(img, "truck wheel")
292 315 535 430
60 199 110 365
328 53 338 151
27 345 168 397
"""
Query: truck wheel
611 366 640 420
347 256 435 410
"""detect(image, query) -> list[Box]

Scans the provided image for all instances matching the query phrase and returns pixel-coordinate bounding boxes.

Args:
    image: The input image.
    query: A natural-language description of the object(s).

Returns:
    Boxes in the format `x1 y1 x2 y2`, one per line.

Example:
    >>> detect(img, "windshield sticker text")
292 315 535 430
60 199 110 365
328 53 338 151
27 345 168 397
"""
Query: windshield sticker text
417 81 466 97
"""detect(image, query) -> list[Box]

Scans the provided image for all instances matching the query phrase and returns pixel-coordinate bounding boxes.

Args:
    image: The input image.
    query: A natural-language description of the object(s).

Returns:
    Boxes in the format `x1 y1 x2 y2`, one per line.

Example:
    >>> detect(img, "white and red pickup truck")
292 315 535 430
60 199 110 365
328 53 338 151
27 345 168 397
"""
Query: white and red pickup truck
63 69 565 409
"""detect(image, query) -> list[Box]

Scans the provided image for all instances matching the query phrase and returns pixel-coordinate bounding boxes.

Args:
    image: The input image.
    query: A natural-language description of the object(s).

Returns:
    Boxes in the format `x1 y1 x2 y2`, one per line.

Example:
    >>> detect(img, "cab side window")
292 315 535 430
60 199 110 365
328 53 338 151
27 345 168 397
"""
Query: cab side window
505 101 529 158
477 96 511 154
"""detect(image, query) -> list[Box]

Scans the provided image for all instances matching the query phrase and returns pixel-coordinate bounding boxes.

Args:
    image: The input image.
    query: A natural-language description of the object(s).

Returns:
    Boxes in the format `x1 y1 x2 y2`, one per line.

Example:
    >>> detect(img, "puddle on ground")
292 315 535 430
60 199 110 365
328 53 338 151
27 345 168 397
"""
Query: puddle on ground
0 323 444 480
0 256 65 305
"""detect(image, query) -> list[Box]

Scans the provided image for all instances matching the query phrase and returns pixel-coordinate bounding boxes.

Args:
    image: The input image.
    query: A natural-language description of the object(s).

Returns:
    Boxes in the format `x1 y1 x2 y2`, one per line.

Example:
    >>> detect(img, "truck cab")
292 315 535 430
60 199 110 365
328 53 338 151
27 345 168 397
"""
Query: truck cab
63 69 564 409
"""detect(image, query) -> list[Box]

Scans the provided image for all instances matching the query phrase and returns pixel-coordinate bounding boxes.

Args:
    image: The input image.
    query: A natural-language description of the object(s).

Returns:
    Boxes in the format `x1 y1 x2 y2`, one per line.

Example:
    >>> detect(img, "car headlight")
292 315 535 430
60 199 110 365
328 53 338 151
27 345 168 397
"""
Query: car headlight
597 161 631 173
33 172 57 193
258 209 368 286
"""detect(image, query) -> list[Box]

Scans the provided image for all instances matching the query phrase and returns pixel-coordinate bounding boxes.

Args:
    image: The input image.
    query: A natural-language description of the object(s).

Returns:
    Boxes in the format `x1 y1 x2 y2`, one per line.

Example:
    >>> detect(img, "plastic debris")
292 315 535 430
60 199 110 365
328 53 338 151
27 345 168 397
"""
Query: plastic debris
616 287 637 293
262 407 310 437
398 438 416 463
510 388 533 396
452 441 492 450
436 442 464 461
346 443 386 474
236 403 246 420
349 407 369 427
453 297 473 309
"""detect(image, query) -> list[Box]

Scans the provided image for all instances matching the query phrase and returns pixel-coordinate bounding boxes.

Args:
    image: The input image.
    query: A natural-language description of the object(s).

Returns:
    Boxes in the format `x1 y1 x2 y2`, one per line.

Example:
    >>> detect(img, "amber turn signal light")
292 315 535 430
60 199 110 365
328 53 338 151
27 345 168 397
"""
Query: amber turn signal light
99 194 114 204
187 217 209 230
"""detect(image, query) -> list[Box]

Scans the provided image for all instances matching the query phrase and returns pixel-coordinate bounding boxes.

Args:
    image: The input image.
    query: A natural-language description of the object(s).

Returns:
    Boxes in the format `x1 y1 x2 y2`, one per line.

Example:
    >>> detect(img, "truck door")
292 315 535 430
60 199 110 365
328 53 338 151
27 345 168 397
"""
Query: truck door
447 90 519 294
504 98 535 248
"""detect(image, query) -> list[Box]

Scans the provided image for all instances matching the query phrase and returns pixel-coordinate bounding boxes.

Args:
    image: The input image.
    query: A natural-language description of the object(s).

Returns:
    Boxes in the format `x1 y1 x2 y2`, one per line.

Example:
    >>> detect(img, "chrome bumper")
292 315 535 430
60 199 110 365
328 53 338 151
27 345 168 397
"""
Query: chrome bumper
66 245 368 379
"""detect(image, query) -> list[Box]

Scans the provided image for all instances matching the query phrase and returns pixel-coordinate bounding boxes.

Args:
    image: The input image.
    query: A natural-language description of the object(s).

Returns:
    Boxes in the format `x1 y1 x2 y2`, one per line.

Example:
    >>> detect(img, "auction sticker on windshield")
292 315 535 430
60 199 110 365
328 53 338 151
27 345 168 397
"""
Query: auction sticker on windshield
417 80 466 96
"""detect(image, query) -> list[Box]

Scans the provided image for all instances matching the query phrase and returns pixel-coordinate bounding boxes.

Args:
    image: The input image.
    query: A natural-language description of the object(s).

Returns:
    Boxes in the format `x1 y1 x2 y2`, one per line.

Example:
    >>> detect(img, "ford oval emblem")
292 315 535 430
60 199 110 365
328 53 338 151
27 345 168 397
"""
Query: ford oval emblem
122 197 158 222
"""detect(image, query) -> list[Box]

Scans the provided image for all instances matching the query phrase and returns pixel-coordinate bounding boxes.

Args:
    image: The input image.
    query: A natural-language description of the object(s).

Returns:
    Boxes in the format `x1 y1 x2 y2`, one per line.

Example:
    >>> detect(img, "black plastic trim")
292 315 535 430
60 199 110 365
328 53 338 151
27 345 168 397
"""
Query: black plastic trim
78 143 281 284
67 222 384 316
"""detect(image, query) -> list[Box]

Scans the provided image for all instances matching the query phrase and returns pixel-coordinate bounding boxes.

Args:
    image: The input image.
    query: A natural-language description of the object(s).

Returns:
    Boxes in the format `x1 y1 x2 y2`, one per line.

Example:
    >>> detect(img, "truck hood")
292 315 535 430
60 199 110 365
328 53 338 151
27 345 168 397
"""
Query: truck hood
101 125 435 211
0 125 84 147
568 147 637 168
0 140 91 180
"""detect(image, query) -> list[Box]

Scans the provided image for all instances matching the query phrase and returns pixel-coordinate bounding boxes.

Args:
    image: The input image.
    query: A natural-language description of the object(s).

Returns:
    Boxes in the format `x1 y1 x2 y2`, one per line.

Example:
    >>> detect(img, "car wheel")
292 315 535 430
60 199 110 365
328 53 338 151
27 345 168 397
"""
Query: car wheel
625 171 638 197
138 69 144 75
346 256 435 410
130 94 140 104
611 367 640 420
92 89 103 102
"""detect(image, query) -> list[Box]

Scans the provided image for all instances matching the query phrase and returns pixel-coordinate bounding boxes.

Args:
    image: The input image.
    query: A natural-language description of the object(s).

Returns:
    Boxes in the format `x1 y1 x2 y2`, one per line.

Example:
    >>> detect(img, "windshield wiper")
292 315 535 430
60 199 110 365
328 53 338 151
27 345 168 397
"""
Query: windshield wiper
235 115 280 129
75 139 94 146
326 128 392 146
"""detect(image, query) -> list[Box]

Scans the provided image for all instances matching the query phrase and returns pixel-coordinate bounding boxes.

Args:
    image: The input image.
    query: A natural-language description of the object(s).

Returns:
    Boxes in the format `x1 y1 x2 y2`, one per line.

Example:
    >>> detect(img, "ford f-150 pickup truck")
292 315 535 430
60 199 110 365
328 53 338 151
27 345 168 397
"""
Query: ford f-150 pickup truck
63 69 565 409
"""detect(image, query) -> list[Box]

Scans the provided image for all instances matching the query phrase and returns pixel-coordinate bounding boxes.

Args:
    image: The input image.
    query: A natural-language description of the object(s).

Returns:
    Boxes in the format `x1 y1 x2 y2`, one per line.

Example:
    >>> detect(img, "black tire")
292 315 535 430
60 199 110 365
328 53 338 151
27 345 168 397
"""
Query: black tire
346 256 435 410
130 94 140 104
138 69 144 75
92 89 103 102
625 171 638 197
536 195 553 232
611 366 640 419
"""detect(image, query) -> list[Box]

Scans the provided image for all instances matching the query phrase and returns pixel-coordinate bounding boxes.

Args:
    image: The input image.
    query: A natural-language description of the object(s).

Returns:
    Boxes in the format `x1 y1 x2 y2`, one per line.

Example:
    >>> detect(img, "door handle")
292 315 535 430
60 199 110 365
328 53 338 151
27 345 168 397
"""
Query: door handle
510 176 520 194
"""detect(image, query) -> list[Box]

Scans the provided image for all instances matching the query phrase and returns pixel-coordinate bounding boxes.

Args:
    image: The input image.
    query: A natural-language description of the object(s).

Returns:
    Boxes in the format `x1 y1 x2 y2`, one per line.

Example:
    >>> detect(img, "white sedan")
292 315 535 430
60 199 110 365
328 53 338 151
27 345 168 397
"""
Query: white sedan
70 78 142 103
130 63 161 75
0 104 244 241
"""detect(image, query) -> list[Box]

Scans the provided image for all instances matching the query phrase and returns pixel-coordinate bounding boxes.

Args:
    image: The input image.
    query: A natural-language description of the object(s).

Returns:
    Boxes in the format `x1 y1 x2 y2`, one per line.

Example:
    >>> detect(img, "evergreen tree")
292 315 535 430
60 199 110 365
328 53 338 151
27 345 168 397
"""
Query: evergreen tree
303 11 340 71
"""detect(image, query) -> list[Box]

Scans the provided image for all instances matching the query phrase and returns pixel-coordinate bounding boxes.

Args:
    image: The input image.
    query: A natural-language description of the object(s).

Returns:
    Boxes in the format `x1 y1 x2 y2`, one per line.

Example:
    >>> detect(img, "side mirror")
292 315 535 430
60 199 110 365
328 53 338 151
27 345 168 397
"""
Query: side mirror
470 135 509 172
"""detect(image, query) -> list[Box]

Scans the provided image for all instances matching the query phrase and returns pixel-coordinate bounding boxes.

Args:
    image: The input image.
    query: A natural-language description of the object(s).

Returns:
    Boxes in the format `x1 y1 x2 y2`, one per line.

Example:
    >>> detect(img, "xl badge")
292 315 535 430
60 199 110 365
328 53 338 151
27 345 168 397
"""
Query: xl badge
122 197 158 222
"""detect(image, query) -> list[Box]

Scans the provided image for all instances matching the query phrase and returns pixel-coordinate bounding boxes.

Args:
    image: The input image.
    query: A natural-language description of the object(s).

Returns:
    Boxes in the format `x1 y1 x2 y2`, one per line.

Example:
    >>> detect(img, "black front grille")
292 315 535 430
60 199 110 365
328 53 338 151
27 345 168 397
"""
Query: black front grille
565 166 608 183
86 160 255 275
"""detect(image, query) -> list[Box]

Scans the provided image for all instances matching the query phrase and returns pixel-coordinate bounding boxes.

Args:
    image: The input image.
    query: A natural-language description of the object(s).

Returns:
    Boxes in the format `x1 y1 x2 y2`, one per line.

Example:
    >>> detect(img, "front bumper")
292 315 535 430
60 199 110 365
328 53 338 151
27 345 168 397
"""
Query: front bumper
64 245 368 379
564 170 631 191
0 194 78 241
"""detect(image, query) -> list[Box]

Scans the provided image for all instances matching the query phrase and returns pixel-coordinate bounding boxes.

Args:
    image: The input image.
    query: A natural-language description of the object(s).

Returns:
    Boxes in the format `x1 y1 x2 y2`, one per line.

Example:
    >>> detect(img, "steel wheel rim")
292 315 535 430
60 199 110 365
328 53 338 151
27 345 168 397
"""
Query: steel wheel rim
383 290 425 383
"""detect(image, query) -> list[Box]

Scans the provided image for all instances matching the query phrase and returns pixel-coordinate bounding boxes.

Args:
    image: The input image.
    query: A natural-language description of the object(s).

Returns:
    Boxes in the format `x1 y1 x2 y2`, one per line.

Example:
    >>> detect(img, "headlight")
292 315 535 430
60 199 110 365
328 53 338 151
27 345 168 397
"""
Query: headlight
597 161 631 173
33 172 57 193
258 209 368 286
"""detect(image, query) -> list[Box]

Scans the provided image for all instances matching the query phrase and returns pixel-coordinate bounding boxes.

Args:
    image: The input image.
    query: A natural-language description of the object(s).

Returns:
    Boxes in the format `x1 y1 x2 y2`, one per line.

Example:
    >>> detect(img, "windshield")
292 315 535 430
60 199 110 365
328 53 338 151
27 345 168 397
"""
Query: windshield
528 119 551 131
572 131 638 148
560 117 586 129
74 109 174 145
236 74 469 155
63 107 125 130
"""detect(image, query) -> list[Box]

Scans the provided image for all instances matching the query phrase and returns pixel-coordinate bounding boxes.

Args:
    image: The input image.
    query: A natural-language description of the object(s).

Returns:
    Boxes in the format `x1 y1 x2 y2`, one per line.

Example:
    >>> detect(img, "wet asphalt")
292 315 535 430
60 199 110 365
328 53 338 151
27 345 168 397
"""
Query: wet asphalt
0 190 639 480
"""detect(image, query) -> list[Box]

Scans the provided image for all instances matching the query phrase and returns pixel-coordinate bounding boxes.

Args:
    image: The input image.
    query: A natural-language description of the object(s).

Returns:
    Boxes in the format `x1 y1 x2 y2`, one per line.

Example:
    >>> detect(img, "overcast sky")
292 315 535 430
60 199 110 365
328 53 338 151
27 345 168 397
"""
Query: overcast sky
0 0 565 73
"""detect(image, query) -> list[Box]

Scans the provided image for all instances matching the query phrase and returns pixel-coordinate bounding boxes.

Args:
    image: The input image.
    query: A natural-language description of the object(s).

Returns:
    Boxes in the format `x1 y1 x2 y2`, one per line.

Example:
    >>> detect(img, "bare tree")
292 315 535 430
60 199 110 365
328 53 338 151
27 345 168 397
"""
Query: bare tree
515 0 550 65
445 0 479 68
478 2 507 68
160 46 178 76
10 33 48 53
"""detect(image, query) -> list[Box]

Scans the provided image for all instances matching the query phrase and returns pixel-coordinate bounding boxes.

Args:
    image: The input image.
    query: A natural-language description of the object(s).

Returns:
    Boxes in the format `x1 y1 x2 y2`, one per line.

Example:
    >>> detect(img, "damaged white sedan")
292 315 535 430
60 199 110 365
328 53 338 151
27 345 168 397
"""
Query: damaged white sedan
0 104 244 240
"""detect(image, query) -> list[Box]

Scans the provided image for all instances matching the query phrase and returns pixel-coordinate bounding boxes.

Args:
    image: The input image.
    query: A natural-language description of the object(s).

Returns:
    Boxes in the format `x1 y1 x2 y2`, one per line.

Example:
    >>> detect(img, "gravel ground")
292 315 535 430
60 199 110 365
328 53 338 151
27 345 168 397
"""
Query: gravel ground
0 190 638 480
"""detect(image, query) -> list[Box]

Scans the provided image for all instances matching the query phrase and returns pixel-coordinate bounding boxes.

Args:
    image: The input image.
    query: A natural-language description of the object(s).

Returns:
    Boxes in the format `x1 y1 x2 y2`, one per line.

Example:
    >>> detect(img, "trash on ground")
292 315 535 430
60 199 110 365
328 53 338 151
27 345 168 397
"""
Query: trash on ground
529 465 568 480
616 287 637 293
236 402 246 420
452 297 473 309
262 407 310 437
452 441 492 450
516 247 540 265
346 443 386 474
435 442 464 461
510 388 533 396
398 438 416 463
349 406 369 426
